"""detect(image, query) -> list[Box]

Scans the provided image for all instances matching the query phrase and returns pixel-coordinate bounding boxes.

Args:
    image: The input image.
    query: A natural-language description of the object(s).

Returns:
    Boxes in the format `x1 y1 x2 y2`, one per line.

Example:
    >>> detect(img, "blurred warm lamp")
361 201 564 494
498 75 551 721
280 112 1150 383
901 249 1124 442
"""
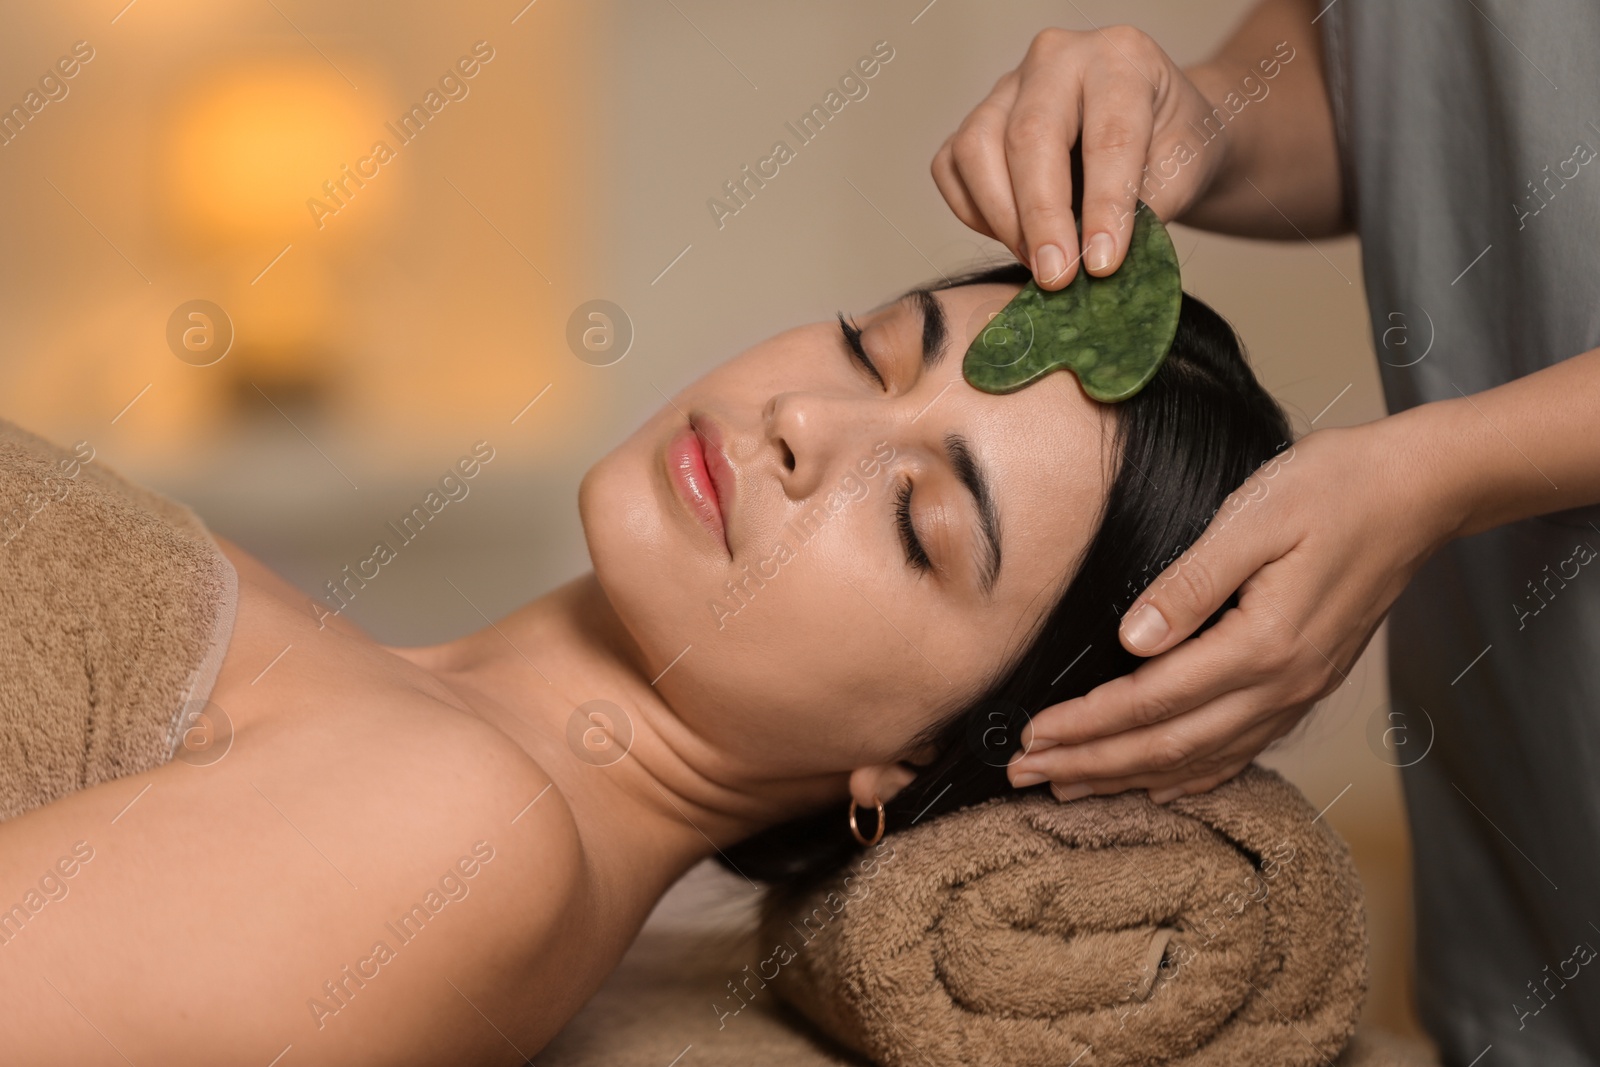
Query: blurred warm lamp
162 60 377 243
158 59 393 419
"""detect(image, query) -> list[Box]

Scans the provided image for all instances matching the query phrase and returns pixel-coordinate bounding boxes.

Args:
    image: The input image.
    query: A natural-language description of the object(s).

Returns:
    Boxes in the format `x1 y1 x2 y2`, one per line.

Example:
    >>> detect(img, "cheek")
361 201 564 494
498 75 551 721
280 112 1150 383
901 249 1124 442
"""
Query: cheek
663 516 988 736
668 534 887 717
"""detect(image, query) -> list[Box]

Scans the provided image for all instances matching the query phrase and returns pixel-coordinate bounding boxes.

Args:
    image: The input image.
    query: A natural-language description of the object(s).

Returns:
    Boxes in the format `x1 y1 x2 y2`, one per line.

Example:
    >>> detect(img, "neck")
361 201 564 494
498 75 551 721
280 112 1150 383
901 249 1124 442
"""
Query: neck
389 573 848 917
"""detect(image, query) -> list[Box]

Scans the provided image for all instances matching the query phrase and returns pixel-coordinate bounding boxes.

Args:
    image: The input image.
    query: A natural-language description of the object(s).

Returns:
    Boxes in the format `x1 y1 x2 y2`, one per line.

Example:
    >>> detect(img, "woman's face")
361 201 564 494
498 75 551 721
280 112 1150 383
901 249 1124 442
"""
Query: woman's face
580 281 1115 776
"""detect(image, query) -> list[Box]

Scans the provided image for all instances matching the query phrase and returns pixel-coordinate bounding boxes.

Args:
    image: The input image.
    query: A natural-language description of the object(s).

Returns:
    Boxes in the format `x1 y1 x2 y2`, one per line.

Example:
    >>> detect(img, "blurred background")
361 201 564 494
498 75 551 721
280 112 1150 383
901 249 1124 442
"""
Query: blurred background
0 0 1424 1049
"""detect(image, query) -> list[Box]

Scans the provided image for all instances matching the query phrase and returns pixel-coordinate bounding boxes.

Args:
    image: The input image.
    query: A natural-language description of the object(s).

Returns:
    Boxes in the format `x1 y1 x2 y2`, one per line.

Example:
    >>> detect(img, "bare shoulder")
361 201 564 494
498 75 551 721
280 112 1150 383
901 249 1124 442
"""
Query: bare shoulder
0 692 589 1065
260 699 597 1058
257 694 594 969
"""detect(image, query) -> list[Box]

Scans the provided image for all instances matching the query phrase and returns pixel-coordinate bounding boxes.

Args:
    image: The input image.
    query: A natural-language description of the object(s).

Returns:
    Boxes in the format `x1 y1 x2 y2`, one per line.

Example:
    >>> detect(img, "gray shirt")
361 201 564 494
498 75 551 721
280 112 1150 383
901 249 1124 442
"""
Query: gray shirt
1320 2 1600 1063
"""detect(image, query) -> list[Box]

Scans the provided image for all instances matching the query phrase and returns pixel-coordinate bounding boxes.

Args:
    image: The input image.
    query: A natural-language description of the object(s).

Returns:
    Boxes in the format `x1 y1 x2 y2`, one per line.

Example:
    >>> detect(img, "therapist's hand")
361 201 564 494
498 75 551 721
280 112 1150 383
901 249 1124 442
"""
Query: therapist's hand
1006 415 1464 803
931 25 1227 288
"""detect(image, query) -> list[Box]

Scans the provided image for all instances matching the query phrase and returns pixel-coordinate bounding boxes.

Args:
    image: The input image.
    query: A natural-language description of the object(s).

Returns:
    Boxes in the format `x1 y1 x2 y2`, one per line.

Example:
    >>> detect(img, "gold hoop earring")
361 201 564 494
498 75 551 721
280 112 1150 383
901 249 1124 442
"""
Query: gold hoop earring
849 795 885 846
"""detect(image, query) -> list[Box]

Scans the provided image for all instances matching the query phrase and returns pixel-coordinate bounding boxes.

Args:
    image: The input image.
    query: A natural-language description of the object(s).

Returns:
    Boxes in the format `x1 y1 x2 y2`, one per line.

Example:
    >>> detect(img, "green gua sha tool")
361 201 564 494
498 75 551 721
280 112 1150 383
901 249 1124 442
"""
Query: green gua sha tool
962 200 1182 402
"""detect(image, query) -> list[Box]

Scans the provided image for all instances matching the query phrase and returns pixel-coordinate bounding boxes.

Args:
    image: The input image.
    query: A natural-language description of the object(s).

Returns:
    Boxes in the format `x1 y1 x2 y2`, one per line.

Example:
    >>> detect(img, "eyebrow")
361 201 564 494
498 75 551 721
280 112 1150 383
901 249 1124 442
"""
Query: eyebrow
943 431 1002 596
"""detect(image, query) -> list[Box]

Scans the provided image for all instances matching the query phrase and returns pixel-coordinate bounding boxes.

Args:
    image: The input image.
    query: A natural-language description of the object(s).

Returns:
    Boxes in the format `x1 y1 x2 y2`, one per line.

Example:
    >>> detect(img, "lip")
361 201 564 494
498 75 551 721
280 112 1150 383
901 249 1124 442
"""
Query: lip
694 414 738 535
665 420 731 555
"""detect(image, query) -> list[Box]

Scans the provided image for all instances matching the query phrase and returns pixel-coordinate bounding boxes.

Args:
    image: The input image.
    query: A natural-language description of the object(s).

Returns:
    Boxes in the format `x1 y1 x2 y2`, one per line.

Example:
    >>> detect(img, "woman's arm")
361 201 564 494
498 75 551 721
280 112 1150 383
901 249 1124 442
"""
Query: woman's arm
0 704 578 1065
1010 342 1600 800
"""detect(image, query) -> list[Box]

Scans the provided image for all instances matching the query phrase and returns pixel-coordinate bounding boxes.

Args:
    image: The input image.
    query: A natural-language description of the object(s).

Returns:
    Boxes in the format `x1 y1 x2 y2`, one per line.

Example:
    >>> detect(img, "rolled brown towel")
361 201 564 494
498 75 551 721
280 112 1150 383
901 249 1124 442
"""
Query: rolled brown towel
757 765 1368 1067
0 418 238 822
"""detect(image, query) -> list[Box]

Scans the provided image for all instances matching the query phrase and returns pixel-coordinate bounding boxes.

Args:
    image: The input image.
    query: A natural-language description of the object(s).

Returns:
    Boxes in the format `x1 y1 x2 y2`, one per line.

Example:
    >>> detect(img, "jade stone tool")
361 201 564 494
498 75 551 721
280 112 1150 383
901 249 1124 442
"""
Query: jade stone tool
962 200 1182 402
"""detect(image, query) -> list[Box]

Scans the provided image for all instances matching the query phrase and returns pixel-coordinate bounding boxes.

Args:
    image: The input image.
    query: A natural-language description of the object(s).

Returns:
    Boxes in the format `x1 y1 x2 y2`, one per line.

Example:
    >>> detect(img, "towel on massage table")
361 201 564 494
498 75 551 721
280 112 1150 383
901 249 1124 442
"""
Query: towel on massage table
755 765 1375 1067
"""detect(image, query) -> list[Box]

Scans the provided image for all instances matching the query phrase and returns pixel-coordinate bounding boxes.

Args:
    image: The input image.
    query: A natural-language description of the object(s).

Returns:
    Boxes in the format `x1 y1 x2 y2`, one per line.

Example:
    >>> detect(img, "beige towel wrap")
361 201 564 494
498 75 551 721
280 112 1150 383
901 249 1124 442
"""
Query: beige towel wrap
1 417 238 822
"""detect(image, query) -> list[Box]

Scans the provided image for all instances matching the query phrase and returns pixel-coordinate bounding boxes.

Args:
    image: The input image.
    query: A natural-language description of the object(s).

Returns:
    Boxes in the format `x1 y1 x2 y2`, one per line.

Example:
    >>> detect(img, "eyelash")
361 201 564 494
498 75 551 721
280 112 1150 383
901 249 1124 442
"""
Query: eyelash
837 314 885 390
837 314 926 573
894 478 933 573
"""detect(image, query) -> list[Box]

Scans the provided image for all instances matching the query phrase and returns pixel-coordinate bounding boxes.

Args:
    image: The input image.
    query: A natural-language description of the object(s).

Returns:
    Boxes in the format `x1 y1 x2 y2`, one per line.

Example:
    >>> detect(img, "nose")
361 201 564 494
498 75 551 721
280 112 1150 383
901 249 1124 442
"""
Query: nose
764 391 889 499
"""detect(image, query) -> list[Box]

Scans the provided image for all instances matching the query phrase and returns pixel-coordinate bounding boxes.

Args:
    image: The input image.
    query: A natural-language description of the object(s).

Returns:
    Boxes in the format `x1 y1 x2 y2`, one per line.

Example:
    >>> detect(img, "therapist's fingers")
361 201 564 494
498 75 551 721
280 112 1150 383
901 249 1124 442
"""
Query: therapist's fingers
931 140 996 242
1016 480 1295 758
1143 743 1281 804
1099 708 1304 802
942 73 1025 255
1003 35 1085 287
1117 454 1298 658
1012 672 1269 785
1059 752 1256 805
1019 608 1262 754
1062 738 1267 805
1016 696 1300 797
1075 55 1157 276
1142 760 1255 806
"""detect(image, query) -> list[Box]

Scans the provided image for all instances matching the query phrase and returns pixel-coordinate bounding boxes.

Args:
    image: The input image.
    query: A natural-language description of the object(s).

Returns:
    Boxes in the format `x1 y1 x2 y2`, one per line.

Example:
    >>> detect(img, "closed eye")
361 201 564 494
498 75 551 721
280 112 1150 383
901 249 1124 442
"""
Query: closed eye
894 478 933 573
837 313 885 390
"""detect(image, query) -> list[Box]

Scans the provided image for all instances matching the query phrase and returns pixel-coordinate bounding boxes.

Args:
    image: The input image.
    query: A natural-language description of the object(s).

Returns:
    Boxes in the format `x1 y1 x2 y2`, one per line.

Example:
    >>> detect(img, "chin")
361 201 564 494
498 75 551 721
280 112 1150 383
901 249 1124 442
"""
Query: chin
578 434 700 668
578 444 642 586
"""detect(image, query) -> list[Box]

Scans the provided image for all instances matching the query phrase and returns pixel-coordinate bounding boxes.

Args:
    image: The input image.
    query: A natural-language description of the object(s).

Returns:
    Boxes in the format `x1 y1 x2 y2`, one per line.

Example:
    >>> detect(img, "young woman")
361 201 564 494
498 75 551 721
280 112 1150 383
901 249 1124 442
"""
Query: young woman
0 263 1289 1065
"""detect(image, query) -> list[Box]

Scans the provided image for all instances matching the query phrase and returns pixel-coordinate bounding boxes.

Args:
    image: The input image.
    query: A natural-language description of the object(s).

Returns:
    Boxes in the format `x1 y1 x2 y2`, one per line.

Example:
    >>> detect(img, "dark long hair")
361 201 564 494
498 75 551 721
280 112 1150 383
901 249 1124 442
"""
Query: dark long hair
718 262 1292 895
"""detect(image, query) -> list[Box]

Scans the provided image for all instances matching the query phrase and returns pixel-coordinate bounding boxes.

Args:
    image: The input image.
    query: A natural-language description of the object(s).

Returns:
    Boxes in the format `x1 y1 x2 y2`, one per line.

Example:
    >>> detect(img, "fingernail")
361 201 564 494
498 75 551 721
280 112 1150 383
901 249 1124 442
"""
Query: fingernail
1012 772 1047 788
1033 243 1068 285
1149 788 1184 804
1123 602 1169 651
1085 232 1113 273
1055 783 1093 801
